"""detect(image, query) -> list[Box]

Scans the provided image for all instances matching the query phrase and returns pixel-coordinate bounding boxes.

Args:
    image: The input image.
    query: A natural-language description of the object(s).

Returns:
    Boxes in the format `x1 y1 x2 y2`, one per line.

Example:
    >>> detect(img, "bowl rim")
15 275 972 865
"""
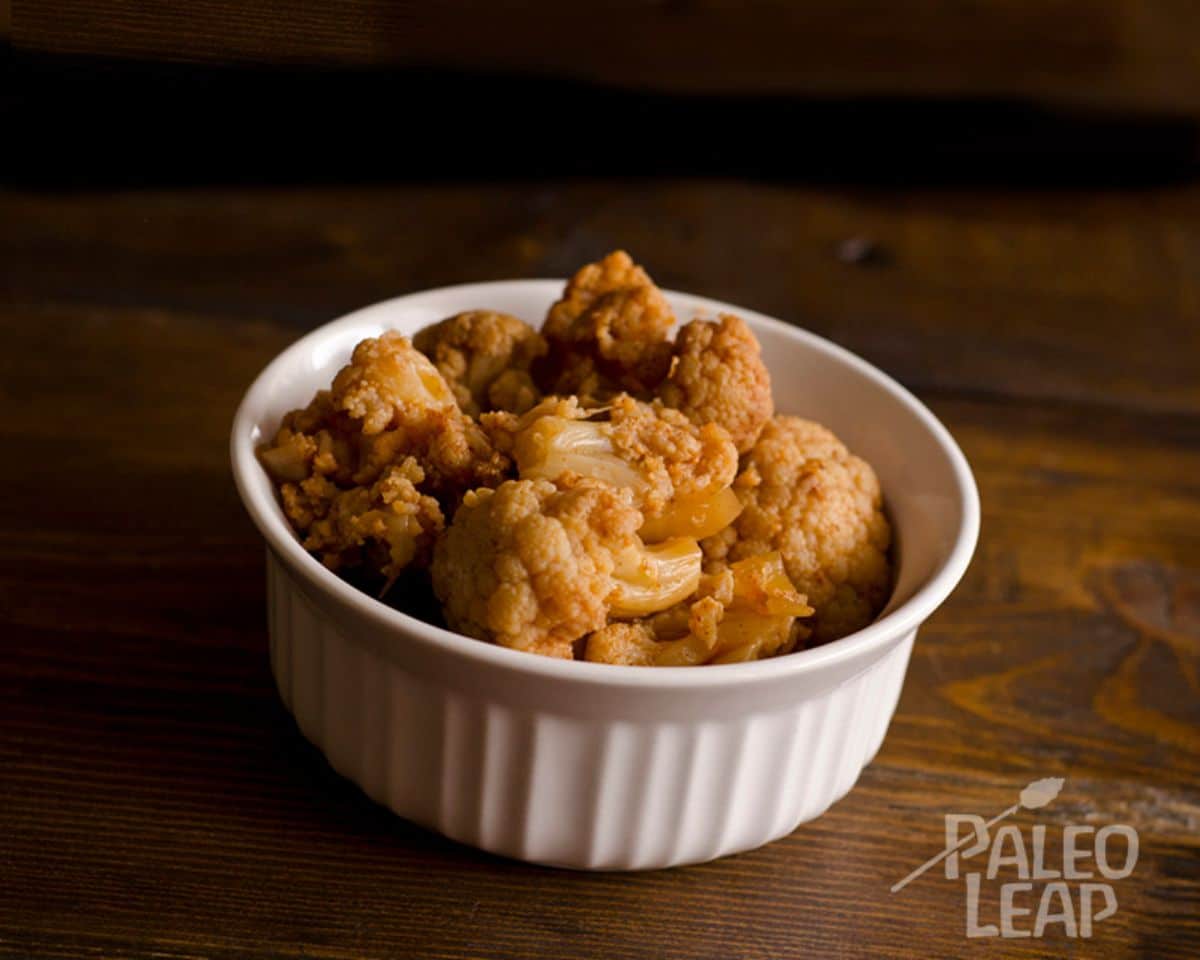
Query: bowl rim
231 279 979 689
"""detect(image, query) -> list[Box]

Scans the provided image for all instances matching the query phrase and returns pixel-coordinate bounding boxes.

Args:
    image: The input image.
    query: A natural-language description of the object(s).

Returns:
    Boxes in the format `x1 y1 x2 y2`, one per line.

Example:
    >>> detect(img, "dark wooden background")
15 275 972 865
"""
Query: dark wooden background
11 0 1200 113
3 5 1200 957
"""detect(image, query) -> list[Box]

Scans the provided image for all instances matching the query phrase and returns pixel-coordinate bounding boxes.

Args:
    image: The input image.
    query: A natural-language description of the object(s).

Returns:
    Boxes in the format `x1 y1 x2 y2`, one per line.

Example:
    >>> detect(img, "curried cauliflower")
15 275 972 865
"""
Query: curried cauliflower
330 330 456 434
585 552 812 666
659 314 773 454
263 331 509 496
536 251 676 400
703 416 892 644
431 478 701 659
584 599 724 667
413 310 546 418
293 458 444 587
484 393 740 540
327 332 510 498
259 331 509 582
261 252 896 666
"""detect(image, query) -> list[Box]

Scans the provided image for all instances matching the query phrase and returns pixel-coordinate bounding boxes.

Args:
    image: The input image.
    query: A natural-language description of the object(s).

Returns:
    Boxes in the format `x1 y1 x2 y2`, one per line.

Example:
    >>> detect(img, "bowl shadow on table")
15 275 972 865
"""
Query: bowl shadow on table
257 572 500 861
264 706 488 864
254 642 558 875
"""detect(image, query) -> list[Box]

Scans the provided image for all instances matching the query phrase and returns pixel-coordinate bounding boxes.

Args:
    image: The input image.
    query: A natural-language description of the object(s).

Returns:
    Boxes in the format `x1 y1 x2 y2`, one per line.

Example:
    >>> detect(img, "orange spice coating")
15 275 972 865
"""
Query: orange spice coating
658 313 773 454
703 416 892 644
413 310 546 418
537 250 675 400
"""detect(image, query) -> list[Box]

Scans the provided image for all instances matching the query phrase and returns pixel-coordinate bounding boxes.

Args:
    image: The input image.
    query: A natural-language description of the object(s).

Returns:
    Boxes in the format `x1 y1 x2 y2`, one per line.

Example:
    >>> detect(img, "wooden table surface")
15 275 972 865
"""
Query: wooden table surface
14 0 1200 114
2 181 1198 958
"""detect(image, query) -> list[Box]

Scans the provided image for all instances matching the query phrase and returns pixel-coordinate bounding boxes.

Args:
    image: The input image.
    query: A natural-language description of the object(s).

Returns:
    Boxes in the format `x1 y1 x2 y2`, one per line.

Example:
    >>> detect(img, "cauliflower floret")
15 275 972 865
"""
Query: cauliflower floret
257 393 346 485
543 250 664 340
295 458 444 587
486 368 543 419
432 478 702 658
259 331 511 583
585 552 811 666
584 598 723 667
261 331 509 500
659 314 773 454
537 251 676 400
703 416 892 644
484 393 740 540
413 310 546 418
328 331 510 497
331 330 457 431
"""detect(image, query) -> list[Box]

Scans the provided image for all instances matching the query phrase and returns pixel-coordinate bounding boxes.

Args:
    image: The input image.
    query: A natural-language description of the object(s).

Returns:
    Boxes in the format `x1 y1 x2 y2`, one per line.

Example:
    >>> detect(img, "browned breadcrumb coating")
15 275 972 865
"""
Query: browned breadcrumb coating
659 314 773 454
258 393 347 485
585 597 724 667
297 458 444 585
603 395 737 517
544 250 658 339
583 622 660 667
413 310 547 418
331 331 455 433
259 332 511 583
486 368 542 418
431 478 643 659
330 332 509 497
484 393 737 527
537 251 676 400
702 416 892 644
263 331 509 500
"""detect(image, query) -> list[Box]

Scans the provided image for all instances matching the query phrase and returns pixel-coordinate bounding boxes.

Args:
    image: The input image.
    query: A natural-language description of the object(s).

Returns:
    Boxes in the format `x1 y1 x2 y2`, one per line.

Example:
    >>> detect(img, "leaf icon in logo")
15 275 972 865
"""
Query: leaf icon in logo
892 777 1068 893
1019 777 1065 810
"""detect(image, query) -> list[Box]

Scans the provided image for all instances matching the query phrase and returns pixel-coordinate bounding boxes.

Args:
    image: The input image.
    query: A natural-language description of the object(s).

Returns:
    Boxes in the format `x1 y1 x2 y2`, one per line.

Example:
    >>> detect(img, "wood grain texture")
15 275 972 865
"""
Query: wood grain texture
10 0 1200 114
1 182 1198 958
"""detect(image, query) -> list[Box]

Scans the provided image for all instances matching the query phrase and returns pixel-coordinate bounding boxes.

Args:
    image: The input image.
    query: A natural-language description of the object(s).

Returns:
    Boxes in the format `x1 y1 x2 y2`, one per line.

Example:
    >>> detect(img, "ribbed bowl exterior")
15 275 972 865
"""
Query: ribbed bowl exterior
267 551 915 870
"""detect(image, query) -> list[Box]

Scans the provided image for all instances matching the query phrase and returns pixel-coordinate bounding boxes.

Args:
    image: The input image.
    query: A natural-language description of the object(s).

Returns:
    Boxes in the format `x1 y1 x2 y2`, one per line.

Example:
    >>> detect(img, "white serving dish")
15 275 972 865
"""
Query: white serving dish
231 280 979 870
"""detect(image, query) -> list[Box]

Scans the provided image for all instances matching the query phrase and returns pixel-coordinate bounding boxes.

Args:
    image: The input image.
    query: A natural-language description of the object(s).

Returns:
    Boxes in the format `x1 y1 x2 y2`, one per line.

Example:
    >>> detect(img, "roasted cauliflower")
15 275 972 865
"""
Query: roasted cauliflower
484 393 740 540
328 331 509 498
413 310 546 418
659 313 773 454
703 416 892 643
431 478 701 659
261 251 895 665
585 553 812 666
295 458 444 587
259 331 508 581
536 250 676 400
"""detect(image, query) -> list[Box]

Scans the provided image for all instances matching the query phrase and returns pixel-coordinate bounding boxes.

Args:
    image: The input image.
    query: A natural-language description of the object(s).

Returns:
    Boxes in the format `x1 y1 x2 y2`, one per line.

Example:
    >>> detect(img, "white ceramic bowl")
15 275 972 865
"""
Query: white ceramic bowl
231 281 979 870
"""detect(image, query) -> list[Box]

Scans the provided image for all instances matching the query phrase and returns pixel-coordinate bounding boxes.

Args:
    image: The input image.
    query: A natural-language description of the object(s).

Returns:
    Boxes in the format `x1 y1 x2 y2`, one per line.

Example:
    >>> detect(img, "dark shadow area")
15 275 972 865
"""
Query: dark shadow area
4 51 1198 189
268 709 503 867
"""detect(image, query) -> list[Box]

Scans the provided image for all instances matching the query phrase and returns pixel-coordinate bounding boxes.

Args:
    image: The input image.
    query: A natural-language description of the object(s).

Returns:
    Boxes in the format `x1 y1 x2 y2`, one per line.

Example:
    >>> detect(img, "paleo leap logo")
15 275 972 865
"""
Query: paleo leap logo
892 779 1139 939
